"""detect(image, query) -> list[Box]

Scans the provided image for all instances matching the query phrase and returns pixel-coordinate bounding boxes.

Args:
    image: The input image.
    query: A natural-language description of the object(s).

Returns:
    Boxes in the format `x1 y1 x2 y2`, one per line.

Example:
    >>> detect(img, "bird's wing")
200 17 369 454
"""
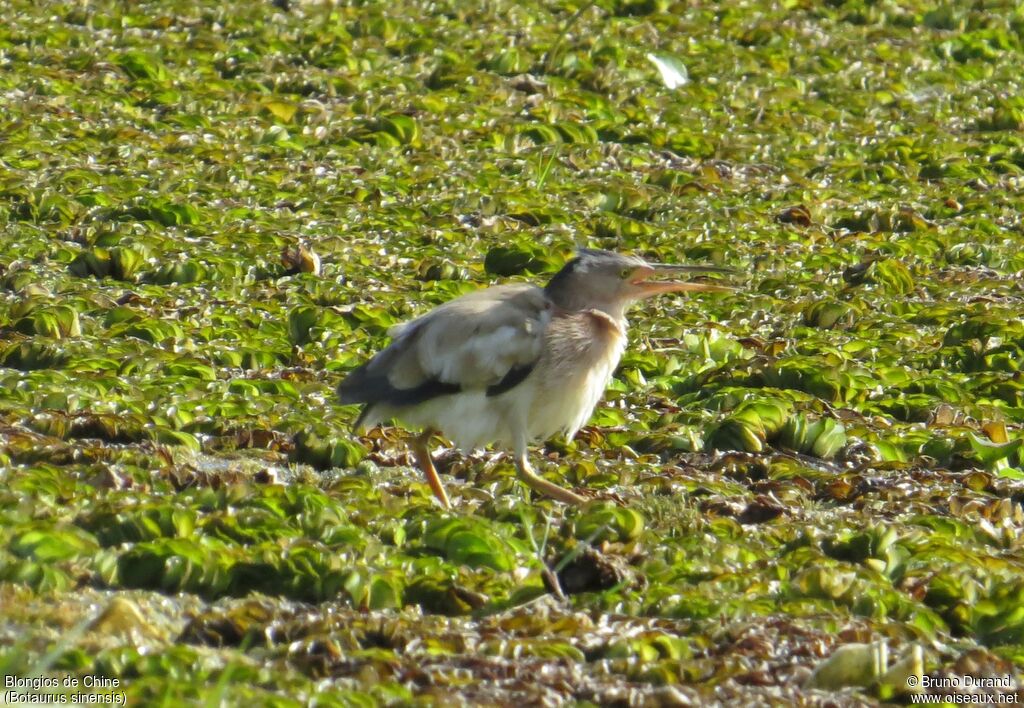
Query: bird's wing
338 283 551 409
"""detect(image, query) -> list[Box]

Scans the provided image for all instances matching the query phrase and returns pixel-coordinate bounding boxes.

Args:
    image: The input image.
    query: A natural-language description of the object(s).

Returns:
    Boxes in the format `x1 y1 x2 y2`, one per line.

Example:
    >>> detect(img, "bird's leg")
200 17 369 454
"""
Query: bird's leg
411 429 451 510
513 447 587 506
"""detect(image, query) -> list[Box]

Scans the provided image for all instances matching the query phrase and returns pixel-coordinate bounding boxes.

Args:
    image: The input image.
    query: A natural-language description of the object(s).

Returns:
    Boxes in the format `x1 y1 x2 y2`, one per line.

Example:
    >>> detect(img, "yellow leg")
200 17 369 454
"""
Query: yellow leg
411 430 450 510
514 451 587 506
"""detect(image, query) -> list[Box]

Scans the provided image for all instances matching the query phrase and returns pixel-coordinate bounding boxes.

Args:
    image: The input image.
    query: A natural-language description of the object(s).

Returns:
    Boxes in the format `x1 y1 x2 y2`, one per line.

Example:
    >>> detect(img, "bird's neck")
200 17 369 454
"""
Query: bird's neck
546 287 629 329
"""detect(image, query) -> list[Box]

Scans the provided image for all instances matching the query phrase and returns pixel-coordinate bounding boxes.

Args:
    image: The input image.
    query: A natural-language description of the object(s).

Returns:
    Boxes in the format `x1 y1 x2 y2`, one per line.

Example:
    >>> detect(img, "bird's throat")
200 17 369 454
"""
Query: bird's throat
546 288 628 328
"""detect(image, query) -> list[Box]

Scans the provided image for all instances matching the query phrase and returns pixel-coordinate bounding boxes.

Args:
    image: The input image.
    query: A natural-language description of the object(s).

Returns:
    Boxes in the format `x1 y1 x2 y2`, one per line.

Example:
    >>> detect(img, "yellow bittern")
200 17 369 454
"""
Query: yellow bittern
338 249 732 508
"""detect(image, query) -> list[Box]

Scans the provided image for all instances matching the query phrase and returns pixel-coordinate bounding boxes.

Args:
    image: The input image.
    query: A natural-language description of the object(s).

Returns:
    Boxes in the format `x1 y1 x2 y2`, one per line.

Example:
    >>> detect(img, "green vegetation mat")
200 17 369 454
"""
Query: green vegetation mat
3 0 1024 704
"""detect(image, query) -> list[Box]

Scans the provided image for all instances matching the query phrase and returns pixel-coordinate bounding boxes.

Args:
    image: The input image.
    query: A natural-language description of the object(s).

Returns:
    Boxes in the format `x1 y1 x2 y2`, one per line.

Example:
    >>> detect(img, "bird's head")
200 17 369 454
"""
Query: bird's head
544 248 734 319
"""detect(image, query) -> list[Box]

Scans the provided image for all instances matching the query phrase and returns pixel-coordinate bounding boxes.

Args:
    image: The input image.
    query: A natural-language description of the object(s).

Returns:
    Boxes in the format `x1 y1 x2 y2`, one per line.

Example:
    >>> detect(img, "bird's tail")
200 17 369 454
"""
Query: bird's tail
337 363 377 433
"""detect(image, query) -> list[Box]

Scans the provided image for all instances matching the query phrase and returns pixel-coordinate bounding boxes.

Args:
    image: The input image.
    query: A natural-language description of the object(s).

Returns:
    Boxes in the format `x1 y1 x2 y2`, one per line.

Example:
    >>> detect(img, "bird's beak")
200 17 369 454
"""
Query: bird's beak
631 264 736 298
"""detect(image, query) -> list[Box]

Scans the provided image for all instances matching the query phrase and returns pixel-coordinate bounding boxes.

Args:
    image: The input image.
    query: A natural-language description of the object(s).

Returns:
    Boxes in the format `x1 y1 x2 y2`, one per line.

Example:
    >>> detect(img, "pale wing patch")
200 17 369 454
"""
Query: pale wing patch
423 324 519 385
385 284 552 390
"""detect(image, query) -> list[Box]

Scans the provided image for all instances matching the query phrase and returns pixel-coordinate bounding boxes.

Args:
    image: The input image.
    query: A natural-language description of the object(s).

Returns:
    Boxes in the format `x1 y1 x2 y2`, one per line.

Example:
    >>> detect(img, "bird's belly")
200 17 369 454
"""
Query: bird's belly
527 354 618 442
393 358 617 451
397 391 515 451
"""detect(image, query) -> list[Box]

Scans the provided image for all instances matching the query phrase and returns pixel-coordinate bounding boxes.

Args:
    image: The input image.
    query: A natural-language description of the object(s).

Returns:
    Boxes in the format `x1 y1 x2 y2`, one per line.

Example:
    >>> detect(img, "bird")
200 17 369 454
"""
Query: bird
337 248 733 509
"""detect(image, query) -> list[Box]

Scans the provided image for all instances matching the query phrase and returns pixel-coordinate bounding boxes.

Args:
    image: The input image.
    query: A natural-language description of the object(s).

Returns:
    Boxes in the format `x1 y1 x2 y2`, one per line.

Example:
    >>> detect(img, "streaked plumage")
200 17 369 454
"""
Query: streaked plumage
339 249 732 508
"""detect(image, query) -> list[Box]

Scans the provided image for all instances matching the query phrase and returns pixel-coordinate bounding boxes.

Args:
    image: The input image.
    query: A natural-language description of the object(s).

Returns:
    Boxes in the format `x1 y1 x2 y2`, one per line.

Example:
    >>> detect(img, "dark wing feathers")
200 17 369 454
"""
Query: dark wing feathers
485 363 535 397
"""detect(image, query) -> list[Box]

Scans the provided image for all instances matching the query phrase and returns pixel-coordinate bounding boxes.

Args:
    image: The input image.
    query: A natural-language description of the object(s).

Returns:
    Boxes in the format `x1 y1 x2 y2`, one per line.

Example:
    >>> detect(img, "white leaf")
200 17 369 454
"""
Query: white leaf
646 53 689 89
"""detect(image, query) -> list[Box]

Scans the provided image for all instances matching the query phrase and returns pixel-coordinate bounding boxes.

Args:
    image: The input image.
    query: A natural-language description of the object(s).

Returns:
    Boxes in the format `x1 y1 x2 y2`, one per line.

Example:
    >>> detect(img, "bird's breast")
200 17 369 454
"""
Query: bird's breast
525 310 627 441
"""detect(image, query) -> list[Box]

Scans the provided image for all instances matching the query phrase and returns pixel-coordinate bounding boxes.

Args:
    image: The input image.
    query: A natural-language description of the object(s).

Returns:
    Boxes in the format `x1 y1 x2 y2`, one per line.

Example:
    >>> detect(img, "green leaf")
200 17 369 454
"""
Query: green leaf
967 433 1022 471
10 527 98 562
288 306 321 345
117 51 169 81
263 101 298 123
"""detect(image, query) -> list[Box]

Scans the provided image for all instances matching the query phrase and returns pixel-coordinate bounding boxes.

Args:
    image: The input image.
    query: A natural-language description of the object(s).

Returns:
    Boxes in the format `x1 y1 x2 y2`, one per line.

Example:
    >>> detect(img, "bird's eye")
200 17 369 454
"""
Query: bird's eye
619 268 632 280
